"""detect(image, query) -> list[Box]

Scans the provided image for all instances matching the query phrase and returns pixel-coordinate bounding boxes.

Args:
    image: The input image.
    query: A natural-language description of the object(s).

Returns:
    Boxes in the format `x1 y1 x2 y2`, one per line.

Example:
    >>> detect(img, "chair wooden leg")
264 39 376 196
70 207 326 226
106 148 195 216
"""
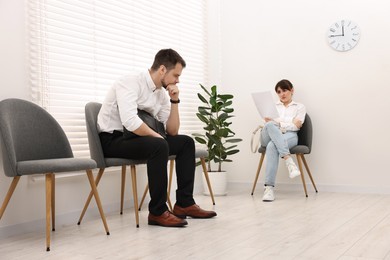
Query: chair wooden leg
251 152 265 195
120 165 126 215
0 176 20 220
51 175 55 231
201 158 215 205
45 174 53 252
78 168 105 225
167 159 174 211
130 165 140 228
139 184 149 211
301 155 318 192
86 169 110 235
296 155 308 197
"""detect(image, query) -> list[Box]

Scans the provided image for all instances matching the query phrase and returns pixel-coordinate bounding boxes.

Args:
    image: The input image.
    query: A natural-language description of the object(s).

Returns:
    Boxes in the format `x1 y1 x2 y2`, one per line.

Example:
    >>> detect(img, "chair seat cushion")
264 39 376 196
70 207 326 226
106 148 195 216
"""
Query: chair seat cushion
105 158 147 167
17 158 97 175
258 145 309 154
290 145 310 154
258 146 266 153
195 149 208 158
103 149 208 167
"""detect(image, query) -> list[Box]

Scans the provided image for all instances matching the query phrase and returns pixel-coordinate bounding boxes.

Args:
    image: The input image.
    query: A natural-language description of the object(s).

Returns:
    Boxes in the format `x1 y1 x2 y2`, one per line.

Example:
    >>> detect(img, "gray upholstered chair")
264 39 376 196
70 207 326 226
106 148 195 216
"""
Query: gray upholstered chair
78 102 147 228
251 114 318 197
138 149 216 211
0 98 109 252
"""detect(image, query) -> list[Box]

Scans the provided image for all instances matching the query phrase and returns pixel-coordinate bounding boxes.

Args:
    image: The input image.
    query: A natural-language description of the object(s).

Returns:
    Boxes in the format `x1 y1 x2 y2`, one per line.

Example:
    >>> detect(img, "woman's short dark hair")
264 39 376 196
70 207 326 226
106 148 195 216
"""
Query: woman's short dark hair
151 49 186 71
275 79 294 92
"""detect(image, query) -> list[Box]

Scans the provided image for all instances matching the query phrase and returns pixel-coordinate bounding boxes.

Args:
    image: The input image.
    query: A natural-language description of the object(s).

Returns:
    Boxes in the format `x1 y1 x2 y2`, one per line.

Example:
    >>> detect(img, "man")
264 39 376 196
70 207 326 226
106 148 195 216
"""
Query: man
98 49 217 227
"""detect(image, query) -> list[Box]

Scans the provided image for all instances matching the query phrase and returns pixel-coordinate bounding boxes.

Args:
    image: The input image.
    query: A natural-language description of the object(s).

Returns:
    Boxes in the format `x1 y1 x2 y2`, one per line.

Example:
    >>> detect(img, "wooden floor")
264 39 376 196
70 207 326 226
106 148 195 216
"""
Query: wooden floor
1 187 390 260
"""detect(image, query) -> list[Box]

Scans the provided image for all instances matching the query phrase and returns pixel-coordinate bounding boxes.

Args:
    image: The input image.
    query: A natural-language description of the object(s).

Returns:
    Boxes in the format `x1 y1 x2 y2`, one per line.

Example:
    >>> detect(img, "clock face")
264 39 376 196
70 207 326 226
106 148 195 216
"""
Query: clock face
327 20 360 52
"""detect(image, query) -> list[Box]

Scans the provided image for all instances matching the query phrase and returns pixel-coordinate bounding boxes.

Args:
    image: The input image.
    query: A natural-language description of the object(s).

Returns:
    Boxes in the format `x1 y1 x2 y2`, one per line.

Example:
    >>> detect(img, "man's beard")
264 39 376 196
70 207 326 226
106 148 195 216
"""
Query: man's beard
161 79 168 89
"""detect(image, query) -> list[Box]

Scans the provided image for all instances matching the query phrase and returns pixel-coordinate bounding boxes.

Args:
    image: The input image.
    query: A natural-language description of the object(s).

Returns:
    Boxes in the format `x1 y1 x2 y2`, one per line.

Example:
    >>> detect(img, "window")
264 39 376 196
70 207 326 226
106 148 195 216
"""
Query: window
28 0 208 158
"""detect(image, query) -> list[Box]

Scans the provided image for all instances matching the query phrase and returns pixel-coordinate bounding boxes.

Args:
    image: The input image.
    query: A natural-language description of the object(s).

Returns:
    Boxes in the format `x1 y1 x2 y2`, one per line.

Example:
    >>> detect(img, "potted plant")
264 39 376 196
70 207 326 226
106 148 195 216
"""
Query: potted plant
193 84 242 195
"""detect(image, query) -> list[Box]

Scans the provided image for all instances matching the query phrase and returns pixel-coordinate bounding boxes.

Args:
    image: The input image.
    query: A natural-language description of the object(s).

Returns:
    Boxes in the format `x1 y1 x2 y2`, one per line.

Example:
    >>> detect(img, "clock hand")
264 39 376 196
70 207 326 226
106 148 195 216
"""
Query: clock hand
342 25 344 36
329 34 343 37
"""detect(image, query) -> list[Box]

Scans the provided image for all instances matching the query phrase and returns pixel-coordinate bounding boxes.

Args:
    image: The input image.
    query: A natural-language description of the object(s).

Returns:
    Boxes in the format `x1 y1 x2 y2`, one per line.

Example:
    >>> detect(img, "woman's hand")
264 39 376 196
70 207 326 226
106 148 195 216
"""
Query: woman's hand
293 118 302 128
265 117 281 127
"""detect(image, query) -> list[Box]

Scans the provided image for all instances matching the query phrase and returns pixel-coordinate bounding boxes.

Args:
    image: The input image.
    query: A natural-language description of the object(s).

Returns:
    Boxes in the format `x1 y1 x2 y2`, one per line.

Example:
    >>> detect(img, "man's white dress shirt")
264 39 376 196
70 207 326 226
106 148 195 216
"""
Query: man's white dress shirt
98 71 170 133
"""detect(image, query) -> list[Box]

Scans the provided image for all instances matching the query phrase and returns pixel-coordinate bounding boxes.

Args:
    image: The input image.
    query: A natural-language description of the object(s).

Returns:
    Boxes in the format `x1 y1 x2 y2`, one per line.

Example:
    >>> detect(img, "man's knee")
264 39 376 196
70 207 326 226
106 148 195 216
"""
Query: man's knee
183 135 195 146
152 138 169 156
171 135 195 147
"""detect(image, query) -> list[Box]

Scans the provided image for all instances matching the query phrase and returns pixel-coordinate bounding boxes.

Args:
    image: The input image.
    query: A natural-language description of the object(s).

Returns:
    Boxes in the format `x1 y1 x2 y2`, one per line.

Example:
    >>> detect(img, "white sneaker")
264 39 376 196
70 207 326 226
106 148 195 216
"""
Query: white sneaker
286 158 301 178
262 186 275 202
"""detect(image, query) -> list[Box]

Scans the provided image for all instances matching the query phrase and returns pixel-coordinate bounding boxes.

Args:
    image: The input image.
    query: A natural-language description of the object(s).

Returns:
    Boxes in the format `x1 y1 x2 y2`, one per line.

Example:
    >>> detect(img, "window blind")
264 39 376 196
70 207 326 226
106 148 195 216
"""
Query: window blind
28 0 208 158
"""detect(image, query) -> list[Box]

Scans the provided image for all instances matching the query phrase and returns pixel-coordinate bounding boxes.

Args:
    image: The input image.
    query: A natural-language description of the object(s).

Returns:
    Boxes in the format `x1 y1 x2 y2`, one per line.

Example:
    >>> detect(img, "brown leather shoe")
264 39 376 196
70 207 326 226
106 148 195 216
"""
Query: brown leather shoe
173 204 217 219
148 210 188 227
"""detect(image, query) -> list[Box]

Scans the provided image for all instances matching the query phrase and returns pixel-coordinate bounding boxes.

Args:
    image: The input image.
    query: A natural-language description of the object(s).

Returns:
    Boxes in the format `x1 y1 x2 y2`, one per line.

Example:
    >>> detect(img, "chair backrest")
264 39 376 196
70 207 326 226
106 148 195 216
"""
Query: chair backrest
85 102 106 168
297 113 313 153
0 98 74 177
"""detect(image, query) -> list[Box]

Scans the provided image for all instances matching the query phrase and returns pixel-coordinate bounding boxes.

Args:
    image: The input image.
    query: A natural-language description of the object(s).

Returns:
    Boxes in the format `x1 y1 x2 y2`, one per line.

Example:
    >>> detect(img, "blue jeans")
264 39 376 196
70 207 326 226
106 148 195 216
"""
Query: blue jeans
261 122 298 186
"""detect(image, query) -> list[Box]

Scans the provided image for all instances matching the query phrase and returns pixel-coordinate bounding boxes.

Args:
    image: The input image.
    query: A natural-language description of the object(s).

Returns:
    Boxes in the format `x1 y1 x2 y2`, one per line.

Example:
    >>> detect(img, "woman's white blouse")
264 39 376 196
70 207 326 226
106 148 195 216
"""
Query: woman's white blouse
274 101 306 132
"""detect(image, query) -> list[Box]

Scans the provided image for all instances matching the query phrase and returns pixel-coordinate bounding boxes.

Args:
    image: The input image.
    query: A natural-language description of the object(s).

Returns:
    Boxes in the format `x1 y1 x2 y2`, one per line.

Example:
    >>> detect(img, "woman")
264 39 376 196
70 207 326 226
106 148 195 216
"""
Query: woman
261 79 306 202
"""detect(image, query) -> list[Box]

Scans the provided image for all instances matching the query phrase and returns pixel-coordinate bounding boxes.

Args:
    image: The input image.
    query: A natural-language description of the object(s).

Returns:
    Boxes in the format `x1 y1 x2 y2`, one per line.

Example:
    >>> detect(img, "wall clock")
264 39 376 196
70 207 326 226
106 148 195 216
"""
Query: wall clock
327 20 360 52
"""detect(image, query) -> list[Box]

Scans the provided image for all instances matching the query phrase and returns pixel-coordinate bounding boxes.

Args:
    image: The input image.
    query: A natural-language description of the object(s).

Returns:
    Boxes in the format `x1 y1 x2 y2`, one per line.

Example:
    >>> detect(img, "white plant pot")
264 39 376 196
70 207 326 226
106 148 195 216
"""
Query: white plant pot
202 171 227 196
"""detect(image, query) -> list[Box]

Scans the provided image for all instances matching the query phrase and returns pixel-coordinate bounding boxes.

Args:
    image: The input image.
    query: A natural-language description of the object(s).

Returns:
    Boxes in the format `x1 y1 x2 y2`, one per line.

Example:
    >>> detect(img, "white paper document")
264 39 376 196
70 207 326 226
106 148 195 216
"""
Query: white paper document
251 91 279 119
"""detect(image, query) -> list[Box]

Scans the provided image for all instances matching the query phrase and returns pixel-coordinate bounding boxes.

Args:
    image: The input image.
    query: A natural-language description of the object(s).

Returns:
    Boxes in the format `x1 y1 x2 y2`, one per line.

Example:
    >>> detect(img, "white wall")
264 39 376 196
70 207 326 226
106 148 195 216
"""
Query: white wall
218 0 390 193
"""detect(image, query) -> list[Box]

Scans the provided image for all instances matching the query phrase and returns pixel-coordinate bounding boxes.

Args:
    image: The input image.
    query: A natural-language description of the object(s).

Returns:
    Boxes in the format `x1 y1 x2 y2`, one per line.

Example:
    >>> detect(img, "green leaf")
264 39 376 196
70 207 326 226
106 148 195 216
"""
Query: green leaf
196 113 209 124
218 94 233 100
211 85 217 97
204 125 214 131
217 113 229 122
207 133 222 146
226 138 243 143
194 137 207 144
192 133 205 137
225 145 238 150
197 93 208 104
216 128 229 138
226 149 240 155
222 108 234 113
220 100 233 108
199 84 211 96
227 129 235 134
198 108 211 115
210 96 217 107
210 118 219 128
